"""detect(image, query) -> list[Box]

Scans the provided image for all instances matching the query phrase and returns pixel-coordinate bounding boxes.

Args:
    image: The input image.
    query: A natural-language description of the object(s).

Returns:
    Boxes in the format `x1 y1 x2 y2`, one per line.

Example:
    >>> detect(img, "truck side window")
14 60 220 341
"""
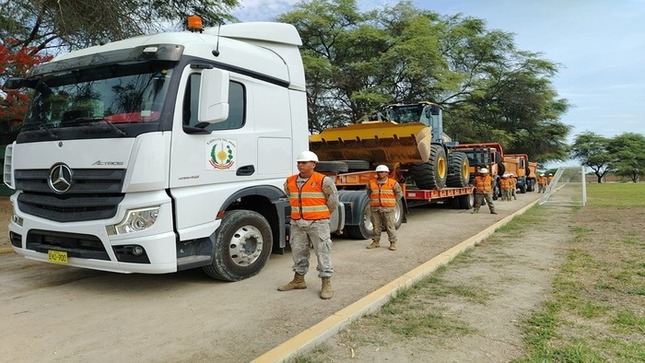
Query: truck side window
183 74 245 131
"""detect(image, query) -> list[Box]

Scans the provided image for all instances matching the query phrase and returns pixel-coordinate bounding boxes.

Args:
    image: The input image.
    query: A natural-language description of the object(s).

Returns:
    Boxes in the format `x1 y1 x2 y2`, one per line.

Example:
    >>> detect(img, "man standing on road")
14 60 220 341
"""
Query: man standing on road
472 168 497 214
279 151 339 300
500 174 511 201
366 165 403 251
538 173 548 193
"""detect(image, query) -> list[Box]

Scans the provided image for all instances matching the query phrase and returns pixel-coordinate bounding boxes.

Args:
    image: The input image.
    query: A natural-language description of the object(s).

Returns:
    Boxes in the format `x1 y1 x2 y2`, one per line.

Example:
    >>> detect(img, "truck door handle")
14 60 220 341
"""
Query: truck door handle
236 165 255 176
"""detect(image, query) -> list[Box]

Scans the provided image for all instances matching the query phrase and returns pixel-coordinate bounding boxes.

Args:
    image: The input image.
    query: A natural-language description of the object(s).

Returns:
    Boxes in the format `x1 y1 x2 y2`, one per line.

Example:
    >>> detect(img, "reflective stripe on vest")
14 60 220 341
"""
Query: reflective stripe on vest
287 172 331 220
474 175 493 193
369 178 397 208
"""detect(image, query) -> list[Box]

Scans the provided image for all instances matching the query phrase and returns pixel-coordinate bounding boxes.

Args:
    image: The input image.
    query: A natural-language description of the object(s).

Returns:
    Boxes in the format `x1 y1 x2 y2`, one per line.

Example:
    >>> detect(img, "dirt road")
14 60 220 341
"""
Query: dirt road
0 193 541 362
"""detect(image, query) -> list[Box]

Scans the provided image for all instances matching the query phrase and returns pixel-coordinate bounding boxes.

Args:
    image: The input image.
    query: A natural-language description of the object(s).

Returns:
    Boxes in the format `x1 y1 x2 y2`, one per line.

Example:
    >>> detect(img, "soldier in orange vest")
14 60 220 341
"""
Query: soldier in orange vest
537 173 548 193
278 151 339 300
500 174 512 201
366 165 403 251
472 168 497 214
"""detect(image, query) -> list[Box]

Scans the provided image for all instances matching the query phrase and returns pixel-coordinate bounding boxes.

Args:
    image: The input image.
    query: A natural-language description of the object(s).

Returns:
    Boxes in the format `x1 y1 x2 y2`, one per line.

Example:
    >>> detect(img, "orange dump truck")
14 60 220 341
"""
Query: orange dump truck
503 153 532 193
454 142 505 200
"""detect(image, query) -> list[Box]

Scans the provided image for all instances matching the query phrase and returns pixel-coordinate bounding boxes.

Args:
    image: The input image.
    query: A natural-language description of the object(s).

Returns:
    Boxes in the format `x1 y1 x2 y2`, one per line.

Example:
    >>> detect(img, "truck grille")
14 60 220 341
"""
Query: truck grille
14 169 126 222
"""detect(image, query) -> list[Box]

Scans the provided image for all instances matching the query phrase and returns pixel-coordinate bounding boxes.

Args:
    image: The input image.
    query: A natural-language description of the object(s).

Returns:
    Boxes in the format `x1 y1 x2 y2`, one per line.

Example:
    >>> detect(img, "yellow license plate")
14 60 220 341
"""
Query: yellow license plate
48 250 68 264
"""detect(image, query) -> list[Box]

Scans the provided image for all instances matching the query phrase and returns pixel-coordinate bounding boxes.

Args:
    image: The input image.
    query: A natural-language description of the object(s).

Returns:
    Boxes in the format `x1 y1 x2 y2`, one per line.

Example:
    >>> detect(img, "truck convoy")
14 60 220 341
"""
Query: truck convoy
2 20 508 280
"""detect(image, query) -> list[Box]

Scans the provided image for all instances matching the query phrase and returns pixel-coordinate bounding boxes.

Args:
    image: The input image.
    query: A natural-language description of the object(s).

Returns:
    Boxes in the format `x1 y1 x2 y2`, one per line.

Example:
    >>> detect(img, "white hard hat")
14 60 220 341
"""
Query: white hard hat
480 168 488 173
375 165 389 172
540 173 545 176
296 151 319 162
549 173 553 176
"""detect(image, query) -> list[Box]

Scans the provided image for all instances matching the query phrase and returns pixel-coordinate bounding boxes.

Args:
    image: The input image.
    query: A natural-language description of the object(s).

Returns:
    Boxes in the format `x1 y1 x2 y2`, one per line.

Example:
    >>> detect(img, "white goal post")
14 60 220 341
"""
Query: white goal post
538 166 587 206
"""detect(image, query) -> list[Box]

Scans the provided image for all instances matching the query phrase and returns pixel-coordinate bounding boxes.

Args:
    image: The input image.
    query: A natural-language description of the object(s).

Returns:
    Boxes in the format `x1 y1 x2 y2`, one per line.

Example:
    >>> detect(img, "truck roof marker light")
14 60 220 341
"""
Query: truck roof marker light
188 15 204 33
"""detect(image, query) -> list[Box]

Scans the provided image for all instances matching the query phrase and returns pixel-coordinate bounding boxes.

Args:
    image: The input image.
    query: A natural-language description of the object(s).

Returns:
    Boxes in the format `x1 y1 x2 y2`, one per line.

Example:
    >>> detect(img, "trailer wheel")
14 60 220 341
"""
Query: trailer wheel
446 152 470 187
394 199 404 229
345 201 372 240
459 193 474 209
202 210 272 281
410 144 447 189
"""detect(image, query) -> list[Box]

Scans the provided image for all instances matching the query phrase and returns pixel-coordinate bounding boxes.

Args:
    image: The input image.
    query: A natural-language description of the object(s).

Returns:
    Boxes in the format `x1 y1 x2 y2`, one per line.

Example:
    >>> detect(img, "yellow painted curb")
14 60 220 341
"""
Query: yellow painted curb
0 247 14 255
252 197 542 363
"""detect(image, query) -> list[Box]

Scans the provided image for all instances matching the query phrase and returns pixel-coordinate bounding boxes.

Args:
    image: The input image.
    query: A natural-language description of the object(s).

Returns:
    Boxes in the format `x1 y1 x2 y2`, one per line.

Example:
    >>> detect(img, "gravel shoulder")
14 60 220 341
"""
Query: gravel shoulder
302 187 576 362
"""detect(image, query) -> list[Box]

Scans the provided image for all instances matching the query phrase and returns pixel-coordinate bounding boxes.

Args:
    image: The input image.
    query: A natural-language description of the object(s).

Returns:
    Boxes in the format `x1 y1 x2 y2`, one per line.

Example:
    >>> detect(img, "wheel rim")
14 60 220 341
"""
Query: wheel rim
228 225 264 266
438 156 447 178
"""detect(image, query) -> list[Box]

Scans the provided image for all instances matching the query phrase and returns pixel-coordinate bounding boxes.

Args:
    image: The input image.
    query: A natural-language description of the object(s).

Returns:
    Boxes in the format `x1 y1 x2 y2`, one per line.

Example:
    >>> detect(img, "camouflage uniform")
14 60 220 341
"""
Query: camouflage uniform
284 176 338 278
367 179 403 244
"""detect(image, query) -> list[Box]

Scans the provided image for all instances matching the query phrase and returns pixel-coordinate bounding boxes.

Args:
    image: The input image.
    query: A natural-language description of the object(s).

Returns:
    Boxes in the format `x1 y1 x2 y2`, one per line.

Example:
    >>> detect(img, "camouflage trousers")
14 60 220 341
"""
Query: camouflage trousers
289 219 333 278
473 192 495 213
370 208 397 243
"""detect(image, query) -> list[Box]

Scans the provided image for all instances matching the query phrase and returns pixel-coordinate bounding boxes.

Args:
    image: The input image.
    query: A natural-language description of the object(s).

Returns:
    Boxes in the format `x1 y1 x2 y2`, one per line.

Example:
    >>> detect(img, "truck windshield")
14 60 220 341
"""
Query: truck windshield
20 61 174 140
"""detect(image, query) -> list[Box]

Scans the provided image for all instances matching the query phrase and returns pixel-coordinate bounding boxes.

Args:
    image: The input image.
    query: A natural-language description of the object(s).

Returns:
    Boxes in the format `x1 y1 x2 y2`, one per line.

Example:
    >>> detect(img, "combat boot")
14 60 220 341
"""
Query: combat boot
366 241 380 249
388 242 397 251
278 273 307 291
320 277 333 300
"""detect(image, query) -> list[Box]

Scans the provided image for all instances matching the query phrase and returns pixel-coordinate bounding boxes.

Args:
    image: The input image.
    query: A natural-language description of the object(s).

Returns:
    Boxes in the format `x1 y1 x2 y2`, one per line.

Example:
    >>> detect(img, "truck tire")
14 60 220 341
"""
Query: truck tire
202 210 273 281
345 201 372 240
342 160 370 171
410 144 447 189
459 192 474 209
492 176 501 200
497 162 506 177
446 152 470 187
315 161 348 173
394 198 404 229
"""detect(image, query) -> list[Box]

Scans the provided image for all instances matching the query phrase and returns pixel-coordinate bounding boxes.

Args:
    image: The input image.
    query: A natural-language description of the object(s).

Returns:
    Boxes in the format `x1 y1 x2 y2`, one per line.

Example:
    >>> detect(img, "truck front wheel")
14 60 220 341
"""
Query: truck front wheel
203 210 273 281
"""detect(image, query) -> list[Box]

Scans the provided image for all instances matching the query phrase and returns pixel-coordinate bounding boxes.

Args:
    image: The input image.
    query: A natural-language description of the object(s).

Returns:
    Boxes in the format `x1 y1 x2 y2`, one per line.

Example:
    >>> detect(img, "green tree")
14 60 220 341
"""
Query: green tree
607 132 645 182
0 0 239 52
569 132 612 183
277 0 570 163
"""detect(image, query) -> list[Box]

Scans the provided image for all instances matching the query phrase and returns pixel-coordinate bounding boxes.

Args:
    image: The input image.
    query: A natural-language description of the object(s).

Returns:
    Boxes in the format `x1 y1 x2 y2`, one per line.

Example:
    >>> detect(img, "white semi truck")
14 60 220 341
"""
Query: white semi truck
3 20 324 281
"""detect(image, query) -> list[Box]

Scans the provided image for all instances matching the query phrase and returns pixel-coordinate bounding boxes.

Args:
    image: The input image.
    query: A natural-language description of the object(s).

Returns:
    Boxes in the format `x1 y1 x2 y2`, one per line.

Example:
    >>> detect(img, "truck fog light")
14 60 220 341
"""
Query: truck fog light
132 245 144 256
106 206 160 236
12 214 23 226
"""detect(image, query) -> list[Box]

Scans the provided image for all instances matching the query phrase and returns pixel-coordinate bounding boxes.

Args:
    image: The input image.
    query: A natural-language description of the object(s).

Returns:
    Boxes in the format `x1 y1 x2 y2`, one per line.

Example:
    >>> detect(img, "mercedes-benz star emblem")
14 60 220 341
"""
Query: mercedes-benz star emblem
48 164 73 193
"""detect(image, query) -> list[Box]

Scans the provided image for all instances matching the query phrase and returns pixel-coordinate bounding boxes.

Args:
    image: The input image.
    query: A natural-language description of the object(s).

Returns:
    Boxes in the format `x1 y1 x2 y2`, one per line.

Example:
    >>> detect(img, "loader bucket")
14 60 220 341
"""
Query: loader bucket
309 121 432 164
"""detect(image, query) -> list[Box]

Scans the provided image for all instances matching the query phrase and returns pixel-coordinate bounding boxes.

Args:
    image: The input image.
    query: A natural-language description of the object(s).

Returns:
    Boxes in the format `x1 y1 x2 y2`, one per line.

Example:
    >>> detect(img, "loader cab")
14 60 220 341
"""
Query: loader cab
385 102 445 144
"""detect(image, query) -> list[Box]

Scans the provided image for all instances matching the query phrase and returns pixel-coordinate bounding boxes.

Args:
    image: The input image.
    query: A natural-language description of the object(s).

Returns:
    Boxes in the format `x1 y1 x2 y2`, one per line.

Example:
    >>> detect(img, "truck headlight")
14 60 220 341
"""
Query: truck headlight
106 207 160 236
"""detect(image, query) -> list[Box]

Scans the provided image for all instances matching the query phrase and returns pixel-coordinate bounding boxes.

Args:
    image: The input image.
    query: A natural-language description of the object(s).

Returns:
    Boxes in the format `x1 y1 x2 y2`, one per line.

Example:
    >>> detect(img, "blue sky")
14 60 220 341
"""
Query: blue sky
233 0 645 153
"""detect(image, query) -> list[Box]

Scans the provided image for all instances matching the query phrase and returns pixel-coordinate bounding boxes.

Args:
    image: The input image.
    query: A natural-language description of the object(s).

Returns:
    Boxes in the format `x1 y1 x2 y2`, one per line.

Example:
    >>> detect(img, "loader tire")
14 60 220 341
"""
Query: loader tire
446 152 470 187
315 161 348 173
411 144 447 189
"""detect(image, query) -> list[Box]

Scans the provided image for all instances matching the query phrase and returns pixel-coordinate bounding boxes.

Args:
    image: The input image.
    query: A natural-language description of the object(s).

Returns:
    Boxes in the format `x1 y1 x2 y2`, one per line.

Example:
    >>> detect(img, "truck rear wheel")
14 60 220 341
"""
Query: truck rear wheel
459 193 474 209
446 152 470 187
345 201 372 240
202 210 272 281
411 144 447 189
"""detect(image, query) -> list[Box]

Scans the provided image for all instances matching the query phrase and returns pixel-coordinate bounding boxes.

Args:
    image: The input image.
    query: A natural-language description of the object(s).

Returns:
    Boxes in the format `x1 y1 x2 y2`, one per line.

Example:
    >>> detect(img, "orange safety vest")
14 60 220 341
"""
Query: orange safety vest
287 172 331 220
538 176 547 185
500 178 511 190
369 178 398 208
474 174 493 193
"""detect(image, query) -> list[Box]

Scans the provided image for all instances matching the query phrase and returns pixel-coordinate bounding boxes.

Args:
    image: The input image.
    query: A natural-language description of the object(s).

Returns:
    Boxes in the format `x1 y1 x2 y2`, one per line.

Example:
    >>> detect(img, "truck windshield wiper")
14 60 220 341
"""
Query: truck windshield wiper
21 122 59 139
62 116 128 137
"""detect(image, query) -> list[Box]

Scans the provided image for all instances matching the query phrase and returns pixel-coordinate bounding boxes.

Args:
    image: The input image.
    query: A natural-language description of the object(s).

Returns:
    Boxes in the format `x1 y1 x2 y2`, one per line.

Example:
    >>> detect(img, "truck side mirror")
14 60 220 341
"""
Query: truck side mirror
198 69 230 123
